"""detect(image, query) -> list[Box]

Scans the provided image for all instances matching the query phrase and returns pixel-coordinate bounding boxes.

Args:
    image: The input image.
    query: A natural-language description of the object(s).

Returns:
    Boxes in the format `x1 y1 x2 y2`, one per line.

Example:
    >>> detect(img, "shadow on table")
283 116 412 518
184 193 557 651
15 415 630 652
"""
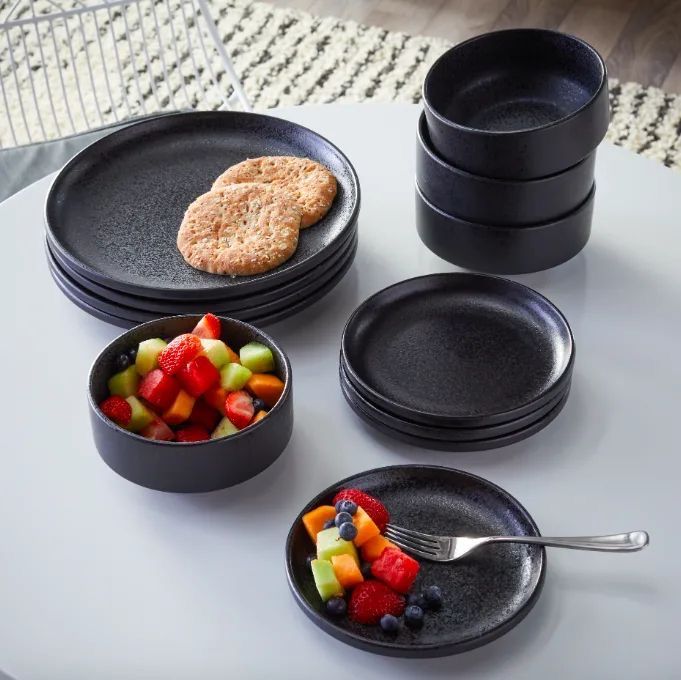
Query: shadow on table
0 669 17 680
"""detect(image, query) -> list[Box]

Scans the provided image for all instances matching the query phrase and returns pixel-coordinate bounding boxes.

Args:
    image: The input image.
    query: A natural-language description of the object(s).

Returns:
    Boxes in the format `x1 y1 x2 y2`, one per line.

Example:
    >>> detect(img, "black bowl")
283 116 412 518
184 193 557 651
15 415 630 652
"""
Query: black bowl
416 182 594 274
416 112 596 226
88 315 293 492
422 29 609 179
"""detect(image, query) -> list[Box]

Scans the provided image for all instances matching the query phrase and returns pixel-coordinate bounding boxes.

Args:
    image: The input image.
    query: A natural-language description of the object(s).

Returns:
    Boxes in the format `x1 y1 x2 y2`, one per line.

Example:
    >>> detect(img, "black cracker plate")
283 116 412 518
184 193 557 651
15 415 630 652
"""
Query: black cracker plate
45 111 360 299
285 465 545 658
341 273 574 427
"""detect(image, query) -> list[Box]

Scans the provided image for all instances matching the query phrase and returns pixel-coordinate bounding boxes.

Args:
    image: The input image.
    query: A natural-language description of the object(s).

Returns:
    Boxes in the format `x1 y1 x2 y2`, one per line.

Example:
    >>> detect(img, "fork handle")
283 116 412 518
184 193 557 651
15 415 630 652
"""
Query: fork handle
486 531 649 552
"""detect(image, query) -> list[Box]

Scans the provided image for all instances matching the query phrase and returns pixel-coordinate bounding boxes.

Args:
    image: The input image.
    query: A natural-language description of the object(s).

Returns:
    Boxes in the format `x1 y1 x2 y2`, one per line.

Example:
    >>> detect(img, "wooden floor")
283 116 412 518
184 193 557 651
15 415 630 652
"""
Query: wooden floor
270 0 681 94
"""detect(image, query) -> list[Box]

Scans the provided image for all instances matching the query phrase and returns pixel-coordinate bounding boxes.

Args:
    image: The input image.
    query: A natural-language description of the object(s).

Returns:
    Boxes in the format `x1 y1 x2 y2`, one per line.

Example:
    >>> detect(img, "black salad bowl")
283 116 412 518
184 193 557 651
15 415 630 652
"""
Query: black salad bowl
422 29 609 179
88 315 293 492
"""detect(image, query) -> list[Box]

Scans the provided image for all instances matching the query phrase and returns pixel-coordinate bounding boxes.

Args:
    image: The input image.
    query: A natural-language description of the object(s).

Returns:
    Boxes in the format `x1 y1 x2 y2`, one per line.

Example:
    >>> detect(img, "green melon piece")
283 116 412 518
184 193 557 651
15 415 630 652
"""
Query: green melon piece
135 338 167 376
220 362 252 391
239 342 275 373
125 396 154 432
201 339 230 369
211 416 239 440
107 365 139 397
310 559 344 602
316 527 359 564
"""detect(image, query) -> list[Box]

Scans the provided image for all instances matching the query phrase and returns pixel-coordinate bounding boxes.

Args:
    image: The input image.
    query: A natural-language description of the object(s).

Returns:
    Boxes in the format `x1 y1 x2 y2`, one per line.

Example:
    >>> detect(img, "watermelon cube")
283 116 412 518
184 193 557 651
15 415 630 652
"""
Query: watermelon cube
177 355 220 397
371 548 420 594
137 369 180 412
140 416 175 441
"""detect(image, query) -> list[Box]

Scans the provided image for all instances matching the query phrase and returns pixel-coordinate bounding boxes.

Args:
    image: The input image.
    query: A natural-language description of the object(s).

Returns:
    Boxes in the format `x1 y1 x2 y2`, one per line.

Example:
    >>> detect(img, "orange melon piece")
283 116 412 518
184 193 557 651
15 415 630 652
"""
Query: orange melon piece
245 373 285 407
360 534 399 562
162 389 196 425
352 506 380 547
331 554 364 589
302 505 336 542
225 344 240 364
251 410 267 424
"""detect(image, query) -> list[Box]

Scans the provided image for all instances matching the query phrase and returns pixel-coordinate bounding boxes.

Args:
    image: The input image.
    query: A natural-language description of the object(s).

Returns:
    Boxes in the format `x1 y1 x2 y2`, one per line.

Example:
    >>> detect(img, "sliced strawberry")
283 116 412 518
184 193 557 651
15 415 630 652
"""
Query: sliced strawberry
225 390 254 429
157 334 202 375
188 399 221 431
100 395 132 427
191 313 221 340
177 355 220 397
348 580 405 625
332 489 390 532
175 425 210 442
140 416 174 441
203 385 227 415
137 369 180 412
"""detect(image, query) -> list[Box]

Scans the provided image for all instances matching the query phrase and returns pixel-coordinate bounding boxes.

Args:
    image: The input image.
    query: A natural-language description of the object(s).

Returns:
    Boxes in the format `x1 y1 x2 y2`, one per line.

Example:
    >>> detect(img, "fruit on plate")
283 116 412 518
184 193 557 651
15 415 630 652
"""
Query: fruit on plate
348 580 405 625
245 374 285 408
332 489 389 532
310 559 344 602
99 396 132 428
176 425 211 442
177 355 220 397
211 416 239 439
316 527 359 564
371 548 420 594
188 399 221 431
157 333 202 375
203 386 228 415
107 365 139 398
404 604 424 628
140 416 175 441
302 505 337 542
135 338 167 376
162 389 196 426
352 507 380 547
331 554 364 589
326 597 347 617
200 339 232 369
252 410 267 424
225 390 254 429
360 534 399 563
138 369 180 412
125 396 155 432
239 342 275 373
220 362 252 391
191 312 221 339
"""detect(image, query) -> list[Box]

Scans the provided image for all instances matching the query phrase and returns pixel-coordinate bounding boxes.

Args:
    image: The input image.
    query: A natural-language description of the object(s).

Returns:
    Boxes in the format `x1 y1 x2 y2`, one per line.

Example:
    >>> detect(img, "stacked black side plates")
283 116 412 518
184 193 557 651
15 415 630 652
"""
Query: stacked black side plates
340 274 573 451
44 111 360 328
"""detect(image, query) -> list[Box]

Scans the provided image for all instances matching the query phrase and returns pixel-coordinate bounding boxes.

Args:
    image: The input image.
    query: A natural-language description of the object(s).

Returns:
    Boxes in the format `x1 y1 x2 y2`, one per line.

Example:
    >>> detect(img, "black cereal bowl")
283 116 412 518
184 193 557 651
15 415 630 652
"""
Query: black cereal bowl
423 29 609 179
88 315 293 492
285 465 545 657
416 112 596 226
416 182 594 275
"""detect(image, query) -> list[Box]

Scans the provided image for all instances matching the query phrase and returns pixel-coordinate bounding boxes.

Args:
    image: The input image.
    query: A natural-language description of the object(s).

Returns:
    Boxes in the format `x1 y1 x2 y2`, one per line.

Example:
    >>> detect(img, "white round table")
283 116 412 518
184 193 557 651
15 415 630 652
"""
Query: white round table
1 103 679 679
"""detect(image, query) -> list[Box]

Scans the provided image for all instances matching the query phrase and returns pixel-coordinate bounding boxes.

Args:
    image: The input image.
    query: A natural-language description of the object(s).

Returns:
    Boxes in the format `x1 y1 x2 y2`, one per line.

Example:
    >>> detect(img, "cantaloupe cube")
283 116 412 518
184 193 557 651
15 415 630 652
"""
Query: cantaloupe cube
316 527 359 564
352 507 380 547
162 389 196 425
310 559 343 602
360 534 399 562
302 505 336 543
331 554 364 589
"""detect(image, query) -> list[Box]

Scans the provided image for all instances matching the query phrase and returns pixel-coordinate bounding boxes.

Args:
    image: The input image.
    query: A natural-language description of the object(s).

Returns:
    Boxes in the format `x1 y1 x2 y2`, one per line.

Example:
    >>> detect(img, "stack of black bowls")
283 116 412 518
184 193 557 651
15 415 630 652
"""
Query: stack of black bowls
417 29 610 274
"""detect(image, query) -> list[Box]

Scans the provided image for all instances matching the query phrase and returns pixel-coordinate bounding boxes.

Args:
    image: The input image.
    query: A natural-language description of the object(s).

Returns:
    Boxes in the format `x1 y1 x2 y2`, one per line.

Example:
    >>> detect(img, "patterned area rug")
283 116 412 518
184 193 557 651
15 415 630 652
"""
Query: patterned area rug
1 0 680 170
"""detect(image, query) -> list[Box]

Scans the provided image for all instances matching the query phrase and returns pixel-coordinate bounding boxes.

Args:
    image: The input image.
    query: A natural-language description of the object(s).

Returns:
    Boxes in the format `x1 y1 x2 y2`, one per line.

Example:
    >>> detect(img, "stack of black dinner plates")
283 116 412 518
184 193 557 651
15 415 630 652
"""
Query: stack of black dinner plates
44 111 360 328
340 274 574 451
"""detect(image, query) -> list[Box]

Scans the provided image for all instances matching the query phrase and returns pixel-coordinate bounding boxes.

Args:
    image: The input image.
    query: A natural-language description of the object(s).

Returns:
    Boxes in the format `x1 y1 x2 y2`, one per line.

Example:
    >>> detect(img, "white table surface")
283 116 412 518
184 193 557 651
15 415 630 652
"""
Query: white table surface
1 103 679 680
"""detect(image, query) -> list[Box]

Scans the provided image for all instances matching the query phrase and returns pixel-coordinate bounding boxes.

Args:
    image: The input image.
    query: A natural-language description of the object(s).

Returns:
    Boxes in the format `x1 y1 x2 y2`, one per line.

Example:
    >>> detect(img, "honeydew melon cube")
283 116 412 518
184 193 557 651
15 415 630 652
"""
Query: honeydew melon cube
310 559 344 602
107 365 139 397
239 342 275 373
316 527 359 565
211 416 239 440
201 339 231 369
135 338 167 376
220 362 252 391
125 396 154 432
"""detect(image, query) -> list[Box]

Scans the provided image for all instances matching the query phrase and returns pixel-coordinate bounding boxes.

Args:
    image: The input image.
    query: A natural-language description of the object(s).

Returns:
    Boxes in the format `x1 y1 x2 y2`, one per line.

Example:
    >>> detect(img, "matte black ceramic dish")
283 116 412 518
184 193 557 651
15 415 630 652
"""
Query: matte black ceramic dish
422 29 609 179
45 110 360 299
416 112 596 226
341 273 573 427
340 377 569 451
416 182 594 274
339 362 570 441
88 315 293 492
286 465 545 656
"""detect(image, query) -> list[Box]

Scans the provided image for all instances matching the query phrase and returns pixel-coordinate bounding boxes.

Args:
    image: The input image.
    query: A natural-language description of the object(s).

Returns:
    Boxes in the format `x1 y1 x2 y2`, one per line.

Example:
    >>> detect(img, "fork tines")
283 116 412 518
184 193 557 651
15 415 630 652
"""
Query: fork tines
384 523 442 559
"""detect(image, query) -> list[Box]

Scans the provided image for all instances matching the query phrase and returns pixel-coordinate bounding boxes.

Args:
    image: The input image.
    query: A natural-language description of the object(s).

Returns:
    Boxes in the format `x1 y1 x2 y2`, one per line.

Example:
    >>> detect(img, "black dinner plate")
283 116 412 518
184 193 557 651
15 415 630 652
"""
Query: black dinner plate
339 361 570 441
342 273 573 427
285 465 545 657
45 111 360 299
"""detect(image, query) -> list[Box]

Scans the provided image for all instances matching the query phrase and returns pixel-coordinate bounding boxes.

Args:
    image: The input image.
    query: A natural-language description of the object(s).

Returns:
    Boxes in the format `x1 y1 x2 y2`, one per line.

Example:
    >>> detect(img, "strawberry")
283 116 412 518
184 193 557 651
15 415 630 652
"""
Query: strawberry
191 313 221 340
332 489 390 532
157 334 202 375
177 355 220 397
100 396 132 427
203 386 227 415
188 399 221 431
371 548 420 594
225 390 254 429
175 425 210 443
348 580 405 625
137 369 180 412
140 416 174 441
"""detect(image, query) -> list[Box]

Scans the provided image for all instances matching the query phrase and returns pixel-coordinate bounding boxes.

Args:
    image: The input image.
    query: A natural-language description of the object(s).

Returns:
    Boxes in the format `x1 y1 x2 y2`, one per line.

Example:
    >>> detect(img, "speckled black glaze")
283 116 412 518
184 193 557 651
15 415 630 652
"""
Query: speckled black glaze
416 183 594 275
339 362 570 441
88 316 293 492
423 29 609 179
285 465 545 657
341 273 574 426
416 112 596 226
45 111 360 298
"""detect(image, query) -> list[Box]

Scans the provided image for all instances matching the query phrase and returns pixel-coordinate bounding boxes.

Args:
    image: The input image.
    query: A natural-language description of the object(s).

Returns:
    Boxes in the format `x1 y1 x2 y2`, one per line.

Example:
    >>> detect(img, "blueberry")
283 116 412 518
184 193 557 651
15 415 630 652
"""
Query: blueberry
334 512 353 527
335 499 358 515
127 347 137 362
404 605 424 628
423 585 443 610
326 597 347 617
114 353 130 372
322 519 336 530
252 398 267 412
360 562 373 579
338 522 358 541
407 592 427 610
380 614 400 634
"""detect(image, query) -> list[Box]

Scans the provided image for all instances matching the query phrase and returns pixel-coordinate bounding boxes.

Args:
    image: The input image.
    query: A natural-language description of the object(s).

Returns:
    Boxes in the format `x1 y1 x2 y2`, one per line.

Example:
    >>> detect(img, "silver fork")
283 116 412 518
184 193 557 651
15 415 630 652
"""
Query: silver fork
384 524 649 562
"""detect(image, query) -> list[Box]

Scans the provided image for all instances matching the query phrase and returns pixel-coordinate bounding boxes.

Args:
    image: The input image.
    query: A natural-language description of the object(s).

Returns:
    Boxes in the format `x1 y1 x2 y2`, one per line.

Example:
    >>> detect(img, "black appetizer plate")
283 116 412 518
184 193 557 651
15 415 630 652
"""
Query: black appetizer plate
341 273 573 427
340 377 569 451
416 112 596 226
422 29 609 179
286 465 545 657
89 316 292 492
45 111 360 299
339 362 570 441
415 182 594 275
